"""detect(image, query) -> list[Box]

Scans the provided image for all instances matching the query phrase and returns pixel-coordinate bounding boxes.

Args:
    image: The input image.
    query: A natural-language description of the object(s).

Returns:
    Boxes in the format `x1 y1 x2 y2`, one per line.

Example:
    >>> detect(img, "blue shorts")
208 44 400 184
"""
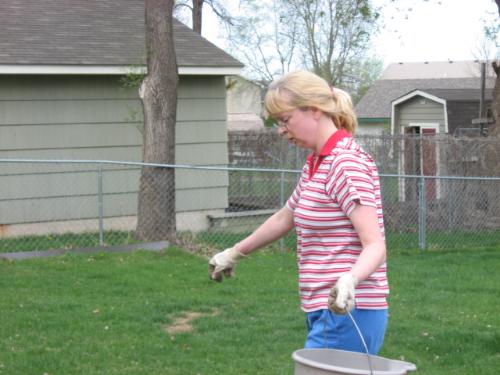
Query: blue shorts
305 308 388 355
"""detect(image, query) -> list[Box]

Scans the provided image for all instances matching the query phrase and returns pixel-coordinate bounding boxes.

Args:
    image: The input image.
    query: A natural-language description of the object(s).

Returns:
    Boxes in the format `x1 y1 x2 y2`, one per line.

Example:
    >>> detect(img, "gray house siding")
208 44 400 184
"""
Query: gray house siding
395 96 445 133
0 75 142 161
447 100 492 135
0 74 229 232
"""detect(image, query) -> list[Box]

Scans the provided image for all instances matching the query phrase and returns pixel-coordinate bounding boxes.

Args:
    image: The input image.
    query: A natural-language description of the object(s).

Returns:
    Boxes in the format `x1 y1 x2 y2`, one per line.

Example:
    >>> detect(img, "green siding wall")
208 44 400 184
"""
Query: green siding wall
356 120 390 135
0 74 229 227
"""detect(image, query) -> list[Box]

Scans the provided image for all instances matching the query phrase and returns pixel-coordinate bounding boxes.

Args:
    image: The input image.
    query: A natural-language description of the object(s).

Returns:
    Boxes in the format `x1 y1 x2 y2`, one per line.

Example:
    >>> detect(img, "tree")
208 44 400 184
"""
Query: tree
174 0 232 35
344 57 384 104
225 0 300 83
224 0 380 99
192 0 203 34
136 0 179 241
288 0 379 87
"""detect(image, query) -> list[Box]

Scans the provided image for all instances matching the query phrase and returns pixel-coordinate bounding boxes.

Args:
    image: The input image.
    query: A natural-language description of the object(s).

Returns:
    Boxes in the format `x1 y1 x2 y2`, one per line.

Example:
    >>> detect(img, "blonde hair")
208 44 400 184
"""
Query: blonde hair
264 70 358 134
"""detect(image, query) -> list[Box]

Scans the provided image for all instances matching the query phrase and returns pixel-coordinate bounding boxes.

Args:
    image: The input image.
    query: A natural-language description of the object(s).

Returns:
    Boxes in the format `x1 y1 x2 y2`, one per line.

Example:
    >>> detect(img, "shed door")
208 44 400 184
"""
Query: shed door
404 124 438 201
421 127 437 200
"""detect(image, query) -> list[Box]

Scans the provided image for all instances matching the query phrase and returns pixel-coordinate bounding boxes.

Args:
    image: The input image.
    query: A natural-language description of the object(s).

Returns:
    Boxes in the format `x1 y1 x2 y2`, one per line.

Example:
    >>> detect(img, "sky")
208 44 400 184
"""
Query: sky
202 0 499 67
370 0 498 65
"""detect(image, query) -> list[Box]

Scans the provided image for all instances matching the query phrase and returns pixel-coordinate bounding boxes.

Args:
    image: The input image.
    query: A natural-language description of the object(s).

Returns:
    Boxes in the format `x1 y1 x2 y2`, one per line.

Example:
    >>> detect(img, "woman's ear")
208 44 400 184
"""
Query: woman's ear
310 107 322 120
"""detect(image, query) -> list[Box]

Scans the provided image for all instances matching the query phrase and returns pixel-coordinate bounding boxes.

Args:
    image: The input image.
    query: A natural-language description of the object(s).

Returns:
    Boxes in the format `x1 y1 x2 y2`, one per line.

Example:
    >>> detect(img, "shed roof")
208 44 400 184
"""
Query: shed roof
355 77 495 119
0 0 243 75
391 88 494 105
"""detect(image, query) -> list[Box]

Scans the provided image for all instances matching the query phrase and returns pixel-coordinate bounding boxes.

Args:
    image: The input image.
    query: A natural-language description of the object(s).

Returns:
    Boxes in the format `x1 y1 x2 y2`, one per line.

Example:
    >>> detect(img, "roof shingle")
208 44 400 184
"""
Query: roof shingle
380 60 496 80
417 88 493 102
0 0 243 68
356 77 495 119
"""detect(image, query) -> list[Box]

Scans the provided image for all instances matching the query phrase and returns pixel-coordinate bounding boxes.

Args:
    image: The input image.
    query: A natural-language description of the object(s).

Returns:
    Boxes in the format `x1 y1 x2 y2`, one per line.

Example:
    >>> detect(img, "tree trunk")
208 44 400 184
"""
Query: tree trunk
490 0 500 137
136 0 178 242
192 0 204 34
492 61 500 137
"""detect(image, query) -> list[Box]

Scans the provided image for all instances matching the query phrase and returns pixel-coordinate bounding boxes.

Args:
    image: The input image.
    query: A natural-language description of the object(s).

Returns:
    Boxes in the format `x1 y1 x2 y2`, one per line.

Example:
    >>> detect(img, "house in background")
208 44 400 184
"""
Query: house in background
0 0 243 236
226 76 264 131
391 88 493 201
355 60 496 135
392 88 493 137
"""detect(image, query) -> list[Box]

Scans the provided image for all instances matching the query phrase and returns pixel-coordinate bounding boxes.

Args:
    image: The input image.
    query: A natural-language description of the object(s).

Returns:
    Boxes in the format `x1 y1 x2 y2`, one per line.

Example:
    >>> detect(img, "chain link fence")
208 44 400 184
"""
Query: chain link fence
228 130 500 176
1 158 499 255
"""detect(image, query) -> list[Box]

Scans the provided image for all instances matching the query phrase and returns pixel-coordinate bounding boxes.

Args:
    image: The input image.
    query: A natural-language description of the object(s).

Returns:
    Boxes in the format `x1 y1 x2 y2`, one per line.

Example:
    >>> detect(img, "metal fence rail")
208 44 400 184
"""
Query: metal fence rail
1 159 499 254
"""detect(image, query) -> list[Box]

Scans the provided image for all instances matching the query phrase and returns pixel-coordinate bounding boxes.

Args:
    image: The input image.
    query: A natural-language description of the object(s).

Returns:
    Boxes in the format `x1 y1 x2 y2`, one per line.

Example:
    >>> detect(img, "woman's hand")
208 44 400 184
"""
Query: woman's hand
328 273 358 314
208 247 246 282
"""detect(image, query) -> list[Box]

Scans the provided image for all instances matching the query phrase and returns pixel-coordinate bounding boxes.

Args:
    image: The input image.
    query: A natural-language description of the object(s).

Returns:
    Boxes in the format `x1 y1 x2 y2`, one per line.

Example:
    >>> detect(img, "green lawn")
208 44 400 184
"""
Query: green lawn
1 247 499 374
0 231 137 253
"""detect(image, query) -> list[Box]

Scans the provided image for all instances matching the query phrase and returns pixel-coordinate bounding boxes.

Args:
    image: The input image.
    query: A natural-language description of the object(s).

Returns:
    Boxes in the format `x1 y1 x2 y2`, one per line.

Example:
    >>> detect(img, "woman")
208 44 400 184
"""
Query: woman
208 70 389 354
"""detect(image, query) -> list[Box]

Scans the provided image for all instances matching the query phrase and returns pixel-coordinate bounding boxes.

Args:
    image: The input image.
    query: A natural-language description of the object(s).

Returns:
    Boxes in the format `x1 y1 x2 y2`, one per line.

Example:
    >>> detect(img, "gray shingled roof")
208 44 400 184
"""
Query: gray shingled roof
355 77 495 119
380 60 495 80
415 88 493 102
0 0 243 68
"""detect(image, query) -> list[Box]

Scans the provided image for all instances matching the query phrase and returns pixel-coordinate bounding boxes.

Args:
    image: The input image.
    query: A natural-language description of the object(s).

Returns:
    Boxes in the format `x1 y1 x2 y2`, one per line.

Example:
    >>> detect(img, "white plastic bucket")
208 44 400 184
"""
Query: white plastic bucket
292 348 417 375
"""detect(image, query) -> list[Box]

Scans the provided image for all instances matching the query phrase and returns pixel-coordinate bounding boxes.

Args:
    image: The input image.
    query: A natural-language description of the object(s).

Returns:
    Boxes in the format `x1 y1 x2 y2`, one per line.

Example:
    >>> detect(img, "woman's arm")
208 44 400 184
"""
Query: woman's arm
208 206 295 282
235 206 295 255
328 203 386 313
349 204 386 282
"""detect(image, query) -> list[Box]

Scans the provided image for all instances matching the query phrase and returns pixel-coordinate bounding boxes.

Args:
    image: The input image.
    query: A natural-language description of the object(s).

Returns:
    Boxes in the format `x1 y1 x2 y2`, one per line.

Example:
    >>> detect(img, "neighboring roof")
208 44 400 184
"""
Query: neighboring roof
392 88 494 104
355 60 496 119
0 0 243 75
419 88 493 102
380 60 496 80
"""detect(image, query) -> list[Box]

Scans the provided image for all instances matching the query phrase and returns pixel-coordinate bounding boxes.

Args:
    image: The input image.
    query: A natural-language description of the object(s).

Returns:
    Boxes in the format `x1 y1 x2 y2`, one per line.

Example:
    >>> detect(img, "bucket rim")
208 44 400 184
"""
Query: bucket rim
292 348 417 375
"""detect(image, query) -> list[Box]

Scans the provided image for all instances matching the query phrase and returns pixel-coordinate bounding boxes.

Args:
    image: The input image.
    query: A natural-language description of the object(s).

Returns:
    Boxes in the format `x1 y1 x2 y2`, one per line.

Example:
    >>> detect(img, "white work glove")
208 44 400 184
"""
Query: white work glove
208 247 246 282
328 273 358 314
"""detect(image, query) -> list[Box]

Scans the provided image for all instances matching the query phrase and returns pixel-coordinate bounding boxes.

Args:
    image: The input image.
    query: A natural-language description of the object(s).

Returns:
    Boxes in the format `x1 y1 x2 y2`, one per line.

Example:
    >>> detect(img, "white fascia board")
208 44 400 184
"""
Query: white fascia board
0 65 242 76
179 66 242 75
0 65 142 75
392 89 448 134
391 101 395 135
392 89 446 107
443 101 449 133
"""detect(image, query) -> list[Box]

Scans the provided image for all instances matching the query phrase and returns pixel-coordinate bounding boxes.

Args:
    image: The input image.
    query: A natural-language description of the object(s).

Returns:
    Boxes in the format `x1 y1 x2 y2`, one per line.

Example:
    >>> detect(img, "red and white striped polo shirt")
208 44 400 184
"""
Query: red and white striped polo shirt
286 130 389 312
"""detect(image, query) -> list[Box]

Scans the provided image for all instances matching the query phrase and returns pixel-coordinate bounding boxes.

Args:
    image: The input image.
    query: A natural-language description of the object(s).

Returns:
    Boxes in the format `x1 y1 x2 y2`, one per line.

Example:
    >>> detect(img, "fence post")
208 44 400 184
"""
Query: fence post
418 176 426 250
279 170 285 251
97 163 104 246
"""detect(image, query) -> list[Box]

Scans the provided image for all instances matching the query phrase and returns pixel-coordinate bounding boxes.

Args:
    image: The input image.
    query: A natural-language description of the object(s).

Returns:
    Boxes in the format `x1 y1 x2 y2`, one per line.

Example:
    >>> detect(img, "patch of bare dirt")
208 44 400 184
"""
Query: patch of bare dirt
162 308 220 335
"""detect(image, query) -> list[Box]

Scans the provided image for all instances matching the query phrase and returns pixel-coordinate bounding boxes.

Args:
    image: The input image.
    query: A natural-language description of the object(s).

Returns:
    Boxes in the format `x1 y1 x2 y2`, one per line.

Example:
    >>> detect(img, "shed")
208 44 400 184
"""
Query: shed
355 61 496 135
0 0 244 237
391 88 493 202
391 88 493 136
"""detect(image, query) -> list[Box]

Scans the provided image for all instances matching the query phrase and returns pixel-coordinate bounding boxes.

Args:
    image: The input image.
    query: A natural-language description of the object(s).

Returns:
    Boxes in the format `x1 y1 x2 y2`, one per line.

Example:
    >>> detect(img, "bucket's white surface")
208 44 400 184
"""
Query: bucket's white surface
292 349 417 375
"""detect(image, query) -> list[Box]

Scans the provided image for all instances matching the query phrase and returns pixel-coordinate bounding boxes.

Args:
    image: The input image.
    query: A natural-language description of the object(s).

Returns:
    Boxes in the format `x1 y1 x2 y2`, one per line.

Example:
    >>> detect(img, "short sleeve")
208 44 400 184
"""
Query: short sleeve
286 175 304 211
286 162 310 211
325 154 376 216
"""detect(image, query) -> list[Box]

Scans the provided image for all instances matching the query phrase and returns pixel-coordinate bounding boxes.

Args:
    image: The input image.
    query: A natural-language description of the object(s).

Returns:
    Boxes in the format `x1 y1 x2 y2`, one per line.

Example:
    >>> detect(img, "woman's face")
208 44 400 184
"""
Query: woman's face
275 107 318 149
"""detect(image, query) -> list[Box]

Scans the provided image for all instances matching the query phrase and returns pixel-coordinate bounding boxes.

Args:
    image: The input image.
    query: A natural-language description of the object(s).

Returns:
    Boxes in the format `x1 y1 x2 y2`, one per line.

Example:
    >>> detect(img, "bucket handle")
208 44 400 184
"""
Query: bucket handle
323 310 374 375
347 310 374 375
